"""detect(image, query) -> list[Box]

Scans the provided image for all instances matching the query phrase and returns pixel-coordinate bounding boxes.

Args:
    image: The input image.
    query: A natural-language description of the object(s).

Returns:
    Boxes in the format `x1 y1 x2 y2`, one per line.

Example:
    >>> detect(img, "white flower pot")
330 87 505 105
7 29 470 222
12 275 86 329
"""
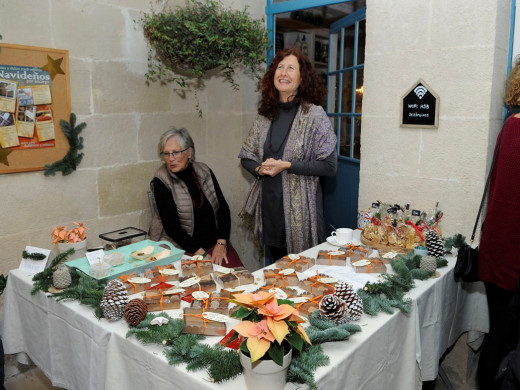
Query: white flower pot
239 349 292 390
57 240 87 260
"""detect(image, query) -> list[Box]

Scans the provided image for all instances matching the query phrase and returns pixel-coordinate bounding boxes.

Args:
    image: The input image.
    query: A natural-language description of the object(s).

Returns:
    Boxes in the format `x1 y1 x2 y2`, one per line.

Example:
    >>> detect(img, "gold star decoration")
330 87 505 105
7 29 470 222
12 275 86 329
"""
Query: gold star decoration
40 55 65 80
0 148 12 166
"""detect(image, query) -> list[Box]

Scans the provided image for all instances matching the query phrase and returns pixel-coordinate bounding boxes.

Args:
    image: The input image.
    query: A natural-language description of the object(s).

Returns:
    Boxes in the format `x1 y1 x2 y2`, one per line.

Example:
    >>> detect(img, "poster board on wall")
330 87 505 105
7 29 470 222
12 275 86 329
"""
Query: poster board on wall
0 43 70 174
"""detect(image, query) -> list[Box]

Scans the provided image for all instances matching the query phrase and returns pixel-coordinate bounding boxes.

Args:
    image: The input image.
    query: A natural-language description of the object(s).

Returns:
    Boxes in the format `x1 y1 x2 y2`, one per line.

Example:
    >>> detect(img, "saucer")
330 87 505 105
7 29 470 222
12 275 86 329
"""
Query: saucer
326 236 361 247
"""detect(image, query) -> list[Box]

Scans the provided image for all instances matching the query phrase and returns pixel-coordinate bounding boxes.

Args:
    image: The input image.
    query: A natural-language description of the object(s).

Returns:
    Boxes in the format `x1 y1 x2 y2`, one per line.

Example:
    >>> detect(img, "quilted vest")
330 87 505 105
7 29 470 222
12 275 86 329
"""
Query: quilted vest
148 162 220 247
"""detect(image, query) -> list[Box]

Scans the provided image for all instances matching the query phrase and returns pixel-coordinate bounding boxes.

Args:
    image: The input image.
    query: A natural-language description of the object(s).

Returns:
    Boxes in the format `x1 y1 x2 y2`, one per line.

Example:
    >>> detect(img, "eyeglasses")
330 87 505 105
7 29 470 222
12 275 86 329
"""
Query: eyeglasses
161 148 188 159
276 64 297 73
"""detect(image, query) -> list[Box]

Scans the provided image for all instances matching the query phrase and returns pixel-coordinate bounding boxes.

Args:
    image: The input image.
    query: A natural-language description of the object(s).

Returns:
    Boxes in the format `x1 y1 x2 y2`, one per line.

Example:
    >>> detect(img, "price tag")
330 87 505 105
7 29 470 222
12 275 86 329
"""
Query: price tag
279 268 295 275
352 259 371 267
269 288 287 300
320 277 338 284
159 268 179 276
328 251 345 256
287 254 300 260
192 291 210 300
213 264 233 274
179 276 201 287
128 277 151 284
202 312 229 322
382 251 399 259
191 255 204 261
289 297 309 304
163 288 184 295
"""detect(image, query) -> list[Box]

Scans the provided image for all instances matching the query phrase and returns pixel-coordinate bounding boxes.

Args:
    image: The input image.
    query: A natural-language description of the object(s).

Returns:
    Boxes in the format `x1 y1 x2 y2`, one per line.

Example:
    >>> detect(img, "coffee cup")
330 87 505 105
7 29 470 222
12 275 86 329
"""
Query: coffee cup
332 228 353 244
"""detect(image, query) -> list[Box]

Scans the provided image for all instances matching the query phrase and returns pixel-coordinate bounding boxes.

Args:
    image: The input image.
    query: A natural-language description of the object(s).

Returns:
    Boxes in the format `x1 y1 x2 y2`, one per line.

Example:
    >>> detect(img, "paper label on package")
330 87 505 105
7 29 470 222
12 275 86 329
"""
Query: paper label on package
86 249 105 266
287 254 300 260
191 255 204 261
179 276 201 287
319 277 338 284
192 291 210 300
202 312 229 323
328 251 345 256
269 288 287 300
18 246 51 274
289 297 309 304
128 277 151 284
163 288 184 295
382 251 398 259
213 264 233 274
279 268 295 275
352 259 371 267
159 268 179 275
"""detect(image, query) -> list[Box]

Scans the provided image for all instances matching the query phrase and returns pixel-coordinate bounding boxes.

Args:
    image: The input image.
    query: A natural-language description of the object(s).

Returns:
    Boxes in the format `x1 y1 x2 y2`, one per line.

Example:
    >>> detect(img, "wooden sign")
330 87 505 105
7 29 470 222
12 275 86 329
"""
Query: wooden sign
0 43 70 174
400 79 439 128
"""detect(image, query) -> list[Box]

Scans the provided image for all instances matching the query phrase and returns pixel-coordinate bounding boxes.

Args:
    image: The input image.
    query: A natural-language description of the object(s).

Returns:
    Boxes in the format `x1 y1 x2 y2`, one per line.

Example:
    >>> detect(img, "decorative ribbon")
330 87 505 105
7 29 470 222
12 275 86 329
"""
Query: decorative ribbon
199 292 228 313
324 253 345 265
119 272 138 293
146 290 180 310
264 272 288 287
296 295 323 311
307 273 335 293
281 256 311 270
183 313 210 334
406 220 425 241
183 258 213 275
355 259 384 273
347 247 370 257
371 216 381 225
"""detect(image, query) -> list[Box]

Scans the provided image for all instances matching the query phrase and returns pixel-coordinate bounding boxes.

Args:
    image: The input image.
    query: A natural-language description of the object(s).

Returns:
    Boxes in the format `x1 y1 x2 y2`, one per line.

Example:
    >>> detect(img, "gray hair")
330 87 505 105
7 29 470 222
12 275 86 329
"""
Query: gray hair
157 127 195 163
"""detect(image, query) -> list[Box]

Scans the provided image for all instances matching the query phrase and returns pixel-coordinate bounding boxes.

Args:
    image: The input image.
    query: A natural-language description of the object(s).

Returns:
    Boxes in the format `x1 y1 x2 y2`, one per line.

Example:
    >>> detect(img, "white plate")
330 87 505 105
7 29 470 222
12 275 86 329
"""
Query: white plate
326 236 361 247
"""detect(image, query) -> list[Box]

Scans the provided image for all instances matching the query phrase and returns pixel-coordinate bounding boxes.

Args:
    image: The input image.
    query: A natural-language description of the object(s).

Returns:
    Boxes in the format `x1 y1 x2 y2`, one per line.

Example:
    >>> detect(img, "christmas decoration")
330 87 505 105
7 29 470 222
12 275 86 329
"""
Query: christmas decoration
31 248 75 295
443 233 466 254
22 250 46 260
52 265 72 289
420 255 437 273
100 280 129 321
319 294 348 324
425 230 445 258
40 55 65 80
44 113 86 176
124 298 148 326
334 282 363 321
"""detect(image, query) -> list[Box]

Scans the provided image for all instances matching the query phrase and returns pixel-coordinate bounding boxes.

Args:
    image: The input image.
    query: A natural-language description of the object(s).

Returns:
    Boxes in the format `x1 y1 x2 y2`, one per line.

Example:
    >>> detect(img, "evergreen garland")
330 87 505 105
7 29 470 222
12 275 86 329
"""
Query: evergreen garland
31 248 75 295
444 233 466 253
52 271 105 318
22 250 47 260
44 113 86 176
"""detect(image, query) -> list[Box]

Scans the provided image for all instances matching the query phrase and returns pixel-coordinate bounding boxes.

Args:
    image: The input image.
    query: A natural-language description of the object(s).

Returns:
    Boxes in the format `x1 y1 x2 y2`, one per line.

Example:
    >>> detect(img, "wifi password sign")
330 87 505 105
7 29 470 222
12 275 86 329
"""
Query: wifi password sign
413 85 428 99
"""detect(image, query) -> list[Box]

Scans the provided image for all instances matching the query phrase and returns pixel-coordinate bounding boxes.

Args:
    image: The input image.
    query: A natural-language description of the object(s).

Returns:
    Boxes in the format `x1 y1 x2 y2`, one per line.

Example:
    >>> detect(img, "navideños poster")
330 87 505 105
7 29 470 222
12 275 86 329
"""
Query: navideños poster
0 43 70 174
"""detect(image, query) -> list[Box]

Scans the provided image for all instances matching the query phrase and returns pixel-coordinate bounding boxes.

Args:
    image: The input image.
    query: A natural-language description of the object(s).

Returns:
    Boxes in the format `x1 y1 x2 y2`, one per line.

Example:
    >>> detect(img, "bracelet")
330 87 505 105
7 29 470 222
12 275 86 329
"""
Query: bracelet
216 242 227 248
255 166 262 180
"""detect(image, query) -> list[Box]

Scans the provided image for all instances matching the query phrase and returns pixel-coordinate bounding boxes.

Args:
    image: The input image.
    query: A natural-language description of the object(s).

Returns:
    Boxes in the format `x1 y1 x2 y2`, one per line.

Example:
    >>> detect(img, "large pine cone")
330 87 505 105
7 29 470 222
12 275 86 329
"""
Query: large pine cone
425 230 444 258
420 255 437 273
334 281 363 321
52 265 72 289
100 280 129 321
319 294 348 324
124 298 148 326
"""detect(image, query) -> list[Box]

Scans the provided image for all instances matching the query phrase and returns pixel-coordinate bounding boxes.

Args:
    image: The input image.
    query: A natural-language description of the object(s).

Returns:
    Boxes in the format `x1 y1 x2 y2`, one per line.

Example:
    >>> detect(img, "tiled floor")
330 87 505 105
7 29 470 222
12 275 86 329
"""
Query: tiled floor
5 367 64 390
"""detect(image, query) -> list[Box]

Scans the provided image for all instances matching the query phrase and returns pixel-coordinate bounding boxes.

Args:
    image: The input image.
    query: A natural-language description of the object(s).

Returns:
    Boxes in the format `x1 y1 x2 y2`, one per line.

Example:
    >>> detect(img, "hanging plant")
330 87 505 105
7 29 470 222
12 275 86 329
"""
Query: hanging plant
138 0 270 115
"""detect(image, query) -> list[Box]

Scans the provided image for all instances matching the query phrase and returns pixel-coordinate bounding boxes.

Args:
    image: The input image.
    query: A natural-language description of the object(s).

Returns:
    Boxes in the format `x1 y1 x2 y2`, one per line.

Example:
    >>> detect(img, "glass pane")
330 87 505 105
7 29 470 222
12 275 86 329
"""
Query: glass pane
353 116 361 160
341 71 353 113
339 117 352 158
355 68 364 113
357 19 366 65
328 74 339 113
343 25 355 69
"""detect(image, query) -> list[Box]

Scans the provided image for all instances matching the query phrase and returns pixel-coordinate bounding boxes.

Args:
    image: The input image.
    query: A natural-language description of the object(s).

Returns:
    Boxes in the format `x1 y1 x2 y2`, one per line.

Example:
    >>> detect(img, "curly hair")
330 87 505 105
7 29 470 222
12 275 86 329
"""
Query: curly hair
505 56 520 108
257 47 327 119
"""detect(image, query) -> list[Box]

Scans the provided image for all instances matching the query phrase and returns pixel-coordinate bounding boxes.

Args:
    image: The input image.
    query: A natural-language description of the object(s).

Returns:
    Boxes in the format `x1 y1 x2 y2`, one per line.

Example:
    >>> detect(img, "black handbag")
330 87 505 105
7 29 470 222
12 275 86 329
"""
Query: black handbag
454 126 505 282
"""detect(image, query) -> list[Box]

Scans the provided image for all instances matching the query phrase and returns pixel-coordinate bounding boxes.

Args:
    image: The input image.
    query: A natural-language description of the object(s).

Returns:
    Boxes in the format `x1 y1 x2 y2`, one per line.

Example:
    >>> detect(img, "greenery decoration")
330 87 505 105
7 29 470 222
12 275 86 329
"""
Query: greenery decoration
31 248 75 295
22 250 47 260
444 233 466 253
44 113 86 176
138 0 270 116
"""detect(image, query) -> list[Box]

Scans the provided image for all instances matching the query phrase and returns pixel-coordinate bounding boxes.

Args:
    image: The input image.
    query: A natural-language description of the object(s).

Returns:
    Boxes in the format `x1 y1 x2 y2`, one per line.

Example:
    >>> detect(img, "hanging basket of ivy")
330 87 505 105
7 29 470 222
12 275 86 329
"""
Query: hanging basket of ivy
139 0 269 92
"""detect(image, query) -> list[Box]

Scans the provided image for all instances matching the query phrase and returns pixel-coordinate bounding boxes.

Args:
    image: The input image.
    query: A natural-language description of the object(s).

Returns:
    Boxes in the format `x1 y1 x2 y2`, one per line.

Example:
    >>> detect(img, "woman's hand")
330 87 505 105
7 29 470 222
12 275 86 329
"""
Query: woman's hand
211 241 229 266
261 158 291 177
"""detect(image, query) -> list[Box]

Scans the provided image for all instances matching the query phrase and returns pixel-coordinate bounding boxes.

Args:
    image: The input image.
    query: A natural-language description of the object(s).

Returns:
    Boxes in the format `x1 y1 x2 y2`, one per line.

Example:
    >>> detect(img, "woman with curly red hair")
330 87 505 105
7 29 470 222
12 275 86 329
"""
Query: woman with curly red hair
239 47 337 263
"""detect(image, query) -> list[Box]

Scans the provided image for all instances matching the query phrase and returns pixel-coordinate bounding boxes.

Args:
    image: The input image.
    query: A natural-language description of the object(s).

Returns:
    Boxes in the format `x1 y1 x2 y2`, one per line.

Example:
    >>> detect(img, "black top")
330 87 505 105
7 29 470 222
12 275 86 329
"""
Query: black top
152 165 230 253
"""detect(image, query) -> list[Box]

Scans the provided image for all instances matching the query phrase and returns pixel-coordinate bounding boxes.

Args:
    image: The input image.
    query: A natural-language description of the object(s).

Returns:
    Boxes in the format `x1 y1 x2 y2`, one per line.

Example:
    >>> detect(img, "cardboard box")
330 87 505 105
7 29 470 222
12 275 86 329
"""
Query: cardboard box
184 291 230 316
183 313 227 336
181 256 213 277
179 274 216 295
214 267 254 289
351 259 387 274
275 255 314 272
299 274 337 296
143 290 181 311
316 250 347 266
263 268 299 287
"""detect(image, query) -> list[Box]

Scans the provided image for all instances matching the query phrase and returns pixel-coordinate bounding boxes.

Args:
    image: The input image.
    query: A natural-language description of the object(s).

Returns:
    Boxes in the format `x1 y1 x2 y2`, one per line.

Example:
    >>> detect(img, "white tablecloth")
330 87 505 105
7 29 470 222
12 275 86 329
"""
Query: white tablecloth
0 242 489 390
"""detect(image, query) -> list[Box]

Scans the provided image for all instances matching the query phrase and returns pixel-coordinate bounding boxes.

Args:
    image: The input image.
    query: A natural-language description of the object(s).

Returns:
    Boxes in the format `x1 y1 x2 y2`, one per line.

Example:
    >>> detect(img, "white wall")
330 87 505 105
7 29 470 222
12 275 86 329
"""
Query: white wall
360 0 511 239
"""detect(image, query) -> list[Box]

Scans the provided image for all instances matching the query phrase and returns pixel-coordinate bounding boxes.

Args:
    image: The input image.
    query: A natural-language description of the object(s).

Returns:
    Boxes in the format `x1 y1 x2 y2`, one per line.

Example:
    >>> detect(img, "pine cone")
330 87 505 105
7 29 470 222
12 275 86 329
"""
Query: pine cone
100 280 129 321
124 298 148 326
335 281 363 321
425 230 444 258
420 255 437 273
53 265 72 289
319 294 348 324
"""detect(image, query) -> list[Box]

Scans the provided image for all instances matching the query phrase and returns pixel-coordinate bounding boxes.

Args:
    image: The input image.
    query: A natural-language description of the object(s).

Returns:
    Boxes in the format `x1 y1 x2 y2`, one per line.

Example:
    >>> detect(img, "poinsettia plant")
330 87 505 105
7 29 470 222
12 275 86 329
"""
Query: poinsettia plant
228 290 311 366
51 222 88 244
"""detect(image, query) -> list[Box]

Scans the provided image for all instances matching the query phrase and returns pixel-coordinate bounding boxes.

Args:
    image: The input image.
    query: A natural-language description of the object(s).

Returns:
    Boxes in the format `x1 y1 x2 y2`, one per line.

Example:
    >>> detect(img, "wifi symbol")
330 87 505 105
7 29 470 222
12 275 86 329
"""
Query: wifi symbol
414 86 428 99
